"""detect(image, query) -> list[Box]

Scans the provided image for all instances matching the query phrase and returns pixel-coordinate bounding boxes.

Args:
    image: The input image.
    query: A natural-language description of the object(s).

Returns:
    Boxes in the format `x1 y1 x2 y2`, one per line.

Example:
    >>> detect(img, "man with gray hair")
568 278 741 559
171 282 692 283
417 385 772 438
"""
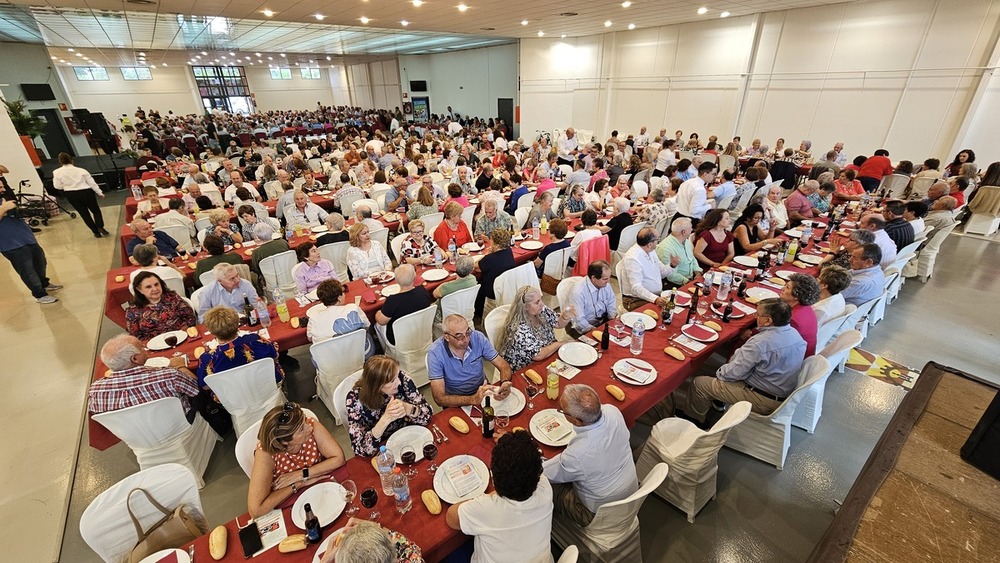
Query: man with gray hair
318 518 422 562
859 214 897 269
89 334 199 417
355 205 383 234
197 262 258 322
375 264 432 345
681 298 806 425
785 180 818 227
542 383 638 526
129 243 185 286
923 195 958 233
316 212 350 246
474 198 514 240
656 217 699 287
250 220 290 279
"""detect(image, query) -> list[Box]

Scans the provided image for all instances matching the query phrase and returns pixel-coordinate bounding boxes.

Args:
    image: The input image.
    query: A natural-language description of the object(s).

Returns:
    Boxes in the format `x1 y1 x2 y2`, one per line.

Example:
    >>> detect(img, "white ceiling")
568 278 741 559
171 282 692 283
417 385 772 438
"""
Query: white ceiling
1 0 859 65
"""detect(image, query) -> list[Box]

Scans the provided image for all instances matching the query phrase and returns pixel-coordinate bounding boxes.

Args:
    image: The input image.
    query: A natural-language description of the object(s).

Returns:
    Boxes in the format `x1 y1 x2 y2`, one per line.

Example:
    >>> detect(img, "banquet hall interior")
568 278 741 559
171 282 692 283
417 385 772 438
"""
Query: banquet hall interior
2 0 1000 561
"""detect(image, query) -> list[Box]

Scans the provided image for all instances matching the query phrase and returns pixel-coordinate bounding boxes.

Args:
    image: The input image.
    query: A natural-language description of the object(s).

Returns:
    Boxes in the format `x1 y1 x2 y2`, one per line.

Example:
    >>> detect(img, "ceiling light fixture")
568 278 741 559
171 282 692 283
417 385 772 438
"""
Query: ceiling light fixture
162 63 167 66
268 56 273 60
262 9 274 17
315 14 325 20
401 20 409 26
561 34 566 38
720 11 730 17
201 51 208 55
360 16 370 24
51 55 57 59
458 4 468 12
150 65 156 68
139 51 146 56
68 48 74 52
628 23 635 29
537 30 544 37
229 52 235 56
697 6 708 14
255 52 261 56
76 52 83 56
604 20 613 27
412 0 423 6
280 53 286 57
621 1 631 7
521 19 528 25
326 56 332 60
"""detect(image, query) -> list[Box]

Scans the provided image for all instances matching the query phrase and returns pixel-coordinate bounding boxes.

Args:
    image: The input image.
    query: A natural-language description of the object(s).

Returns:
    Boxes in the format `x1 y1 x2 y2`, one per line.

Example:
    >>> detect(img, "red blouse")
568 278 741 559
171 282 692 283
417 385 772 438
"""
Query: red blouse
698 229 734 264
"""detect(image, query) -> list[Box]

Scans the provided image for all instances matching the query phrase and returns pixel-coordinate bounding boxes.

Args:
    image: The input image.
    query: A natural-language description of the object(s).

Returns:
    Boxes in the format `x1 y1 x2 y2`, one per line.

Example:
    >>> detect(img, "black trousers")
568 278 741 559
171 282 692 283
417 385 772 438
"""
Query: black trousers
2 243 49 298
63 189 105 233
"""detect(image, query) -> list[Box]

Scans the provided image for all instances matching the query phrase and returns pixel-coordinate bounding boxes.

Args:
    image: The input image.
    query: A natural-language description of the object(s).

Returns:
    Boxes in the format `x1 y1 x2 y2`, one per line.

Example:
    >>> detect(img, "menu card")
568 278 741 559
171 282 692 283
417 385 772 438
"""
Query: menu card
547 360 581 380
534 412 572 443
253 509 288 557
615 361 655 384
445 456 484 498
733 301 757 316
672 334 707 352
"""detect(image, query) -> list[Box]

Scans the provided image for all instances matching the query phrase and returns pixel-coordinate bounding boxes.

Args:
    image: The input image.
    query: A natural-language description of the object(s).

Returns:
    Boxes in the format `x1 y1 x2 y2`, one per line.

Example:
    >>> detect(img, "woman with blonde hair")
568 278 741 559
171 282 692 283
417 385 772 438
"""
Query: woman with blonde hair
345 355 432 457
200 208 243 246
400 218 444 265
407 185 438 221
346 222 392 279
432 201 473 250
497 286 572 370
248 402 346 517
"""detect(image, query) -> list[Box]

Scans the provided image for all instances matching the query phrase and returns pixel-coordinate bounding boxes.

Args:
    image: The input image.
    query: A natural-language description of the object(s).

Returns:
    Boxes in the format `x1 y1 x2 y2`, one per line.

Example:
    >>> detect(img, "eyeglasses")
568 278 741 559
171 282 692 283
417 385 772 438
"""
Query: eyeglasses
411 230 424 235
445 328 473 340
277 402 296 425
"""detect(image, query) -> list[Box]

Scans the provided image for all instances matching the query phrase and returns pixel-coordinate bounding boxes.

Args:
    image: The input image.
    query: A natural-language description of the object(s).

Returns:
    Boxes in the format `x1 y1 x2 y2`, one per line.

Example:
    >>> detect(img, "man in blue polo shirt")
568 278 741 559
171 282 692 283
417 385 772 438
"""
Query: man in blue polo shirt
126 218 186 265
427 314 513 407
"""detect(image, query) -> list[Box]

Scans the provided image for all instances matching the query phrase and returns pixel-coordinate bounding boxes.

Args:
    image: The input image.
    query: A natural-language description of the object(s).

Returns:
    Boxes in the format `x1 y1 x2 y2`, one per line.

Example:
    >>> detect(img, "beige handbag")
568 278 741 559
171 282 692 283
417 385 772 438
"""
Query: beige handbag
126 488 203 563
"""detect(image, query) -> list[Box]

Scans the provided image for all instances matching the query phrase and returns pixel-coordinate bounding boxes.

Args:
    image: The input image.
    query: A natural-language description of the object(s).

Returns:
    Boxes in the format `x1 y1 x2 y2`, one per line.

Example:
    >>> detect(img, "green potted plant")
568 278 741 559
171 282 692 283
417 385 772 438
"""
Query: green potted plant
3 98 46 164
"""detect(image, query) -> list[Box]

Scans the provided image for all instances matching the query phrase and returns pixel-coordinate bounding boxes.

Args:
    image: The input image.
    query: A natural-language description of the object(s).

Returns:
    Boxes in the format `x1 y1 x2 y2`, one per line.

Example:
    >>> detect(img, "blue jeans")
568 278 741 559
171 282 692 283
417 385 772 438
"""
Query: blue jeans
2 243 49 298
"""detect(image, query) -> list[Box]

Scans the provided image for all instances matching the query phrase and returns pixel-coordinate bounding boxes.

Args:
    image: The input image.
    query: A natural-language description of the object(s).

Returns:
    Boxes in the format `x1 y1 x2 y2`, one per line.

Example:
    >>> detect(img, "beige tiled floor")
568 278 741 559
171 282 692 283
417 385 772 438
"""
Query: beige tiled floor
0 207 119 563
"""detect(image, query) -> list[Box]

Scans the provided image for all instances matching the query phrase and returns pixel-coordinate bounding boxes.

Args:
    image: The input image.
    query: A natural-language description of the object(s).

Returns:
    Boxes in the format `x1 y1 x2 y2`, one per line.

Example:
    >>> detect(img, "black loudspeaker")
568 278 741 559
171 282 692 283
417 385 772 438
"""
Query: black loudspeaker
962 390 1000 480
87 112 114 139
72 108 92 131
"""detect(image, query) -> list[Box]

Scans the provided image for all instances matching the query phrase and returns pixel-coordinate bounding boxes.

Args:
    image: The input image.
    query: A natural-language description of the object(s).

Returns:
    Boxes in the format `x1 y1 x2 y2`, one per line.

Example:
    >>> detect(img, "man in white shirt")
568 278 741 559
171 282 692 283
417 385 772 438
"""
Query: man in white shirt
180 164 201 189
675 161 718 228
223 171 261 204
557 128 580 166
634 126 650 157
154 198 197 240
858 214 897 269
285 190 329 228
832 141 848 168
620 227 676 311
567 260 618 338
543 384 638 526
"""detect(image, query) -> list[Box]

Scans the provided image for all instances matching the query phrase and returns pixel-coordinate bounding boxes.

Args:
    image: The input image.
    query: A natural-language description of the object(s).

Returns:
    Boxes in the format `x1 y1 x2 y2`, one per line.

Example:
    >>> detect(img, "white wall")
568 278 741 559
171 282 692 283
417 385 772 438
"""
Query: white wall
520 0 1000 165
57 65 202 121
399 44 518 121
245 66 335 111
341 60 402 111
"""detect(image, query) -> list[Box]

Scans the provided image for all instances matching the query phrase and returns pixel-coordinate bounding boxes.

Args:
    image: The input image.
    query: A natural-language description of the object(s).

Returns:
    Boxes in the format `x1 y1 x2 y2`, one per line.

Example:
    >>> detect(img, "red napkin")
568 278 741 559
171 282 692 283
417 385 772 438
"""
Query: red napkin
362 289 378 304
468 444 492 466
156 551 179 563
675 293 692 306
414 275 425 285
683 323 717 341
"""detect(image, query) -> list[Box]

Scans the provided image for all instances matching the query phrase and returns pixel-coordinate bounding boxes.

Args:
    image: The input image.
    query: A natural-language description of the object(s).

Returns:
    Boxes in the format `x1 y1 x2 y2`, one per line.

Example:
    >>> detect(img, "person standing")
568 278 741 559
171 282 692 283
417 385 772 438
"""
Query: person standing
52 152 107 237
0 199 62 303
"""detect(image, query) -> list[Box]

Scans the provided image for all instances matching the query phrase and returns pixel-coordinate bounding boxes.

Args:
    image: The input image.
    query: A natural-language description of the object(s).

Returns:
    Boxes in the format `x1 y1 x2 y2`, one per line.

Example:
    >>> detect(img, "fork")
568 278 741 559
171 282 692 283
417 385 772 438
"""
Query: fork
432 423 450 443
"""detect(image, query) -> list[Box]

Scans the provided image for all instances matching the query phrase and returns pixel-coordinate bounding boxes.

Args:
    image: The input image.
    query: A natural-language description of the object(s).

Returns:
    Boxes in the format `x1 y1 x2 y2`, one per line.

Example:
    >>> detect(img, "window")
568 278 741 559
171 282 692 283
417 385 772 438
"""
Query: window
269 68 292 80
73 67 109 81
121 67 153 80
191 65 254 114
300 68 321 80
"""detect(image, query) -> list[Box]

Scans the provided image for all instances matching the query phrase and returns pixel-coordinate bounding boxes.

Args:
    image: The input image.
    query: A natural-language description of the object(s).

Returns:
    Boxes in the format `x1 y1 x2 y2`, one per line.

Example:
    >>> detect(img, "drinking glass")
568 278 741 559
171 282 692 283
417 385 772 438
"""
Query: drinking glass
696 299 709 323
360 487 379 521
495 411 510 432
341 480 358 516
400 445 418 479
423 442 439 475
525 383 539 410
164 334 179 348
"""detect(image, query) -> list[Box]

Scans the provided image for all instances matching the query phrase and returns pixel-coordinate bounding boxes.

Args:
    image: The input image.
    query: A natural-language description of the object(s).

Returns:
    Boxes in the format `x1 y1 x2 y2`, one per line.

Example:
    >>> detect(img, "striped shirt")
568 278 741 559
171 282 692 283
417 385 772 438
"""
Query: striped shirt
88 366 199 415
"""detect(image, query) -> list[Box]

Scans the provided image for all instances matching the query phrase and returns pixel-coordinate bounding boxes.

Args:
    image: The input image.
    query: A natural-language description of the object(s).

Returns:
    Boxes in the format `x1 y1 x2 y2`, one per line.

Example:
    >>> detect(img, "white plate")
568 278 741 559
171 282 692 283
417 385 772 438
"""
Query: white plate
775 269 797 281
381 284 401 297
483 386 525 416
311 225 329 233
143 357 171 368
733 255 759 268
147 330 188 351
292 482 347 529
422 268 449 282
745 287 780 302
472 254 485 263
662 289 692 306
462 242 482 251
306 288 318 302
519 240 544 250
371 271 395 284
313 528 347 563
468 198 480 204
612 358 658 386
563 231 576 239
139 549 190 563
558 341 599 367
313 190 332 196
433 455 490 505
784 229 803 238
386 425 435 463
620 311 656 331
681 323 720 342
530 409 576 447
798 254 823 265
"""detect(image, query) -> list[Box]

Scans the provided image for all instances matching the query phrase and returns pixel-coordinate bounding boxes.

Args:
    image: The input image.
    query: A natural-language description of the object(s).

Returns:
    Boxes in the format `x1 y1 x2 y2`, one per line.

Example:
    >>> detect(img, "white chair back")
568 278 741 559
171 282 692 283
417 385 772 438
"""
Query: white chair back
440 284 479 322
369 228 389 251
422 212 445 236
916 221 957 282
556 545 579 563
556 276 584 311
389 234 407 264
512 207 528 231
293 177 306 188
429 172 445 184
909 176 936 198
461 205 477 234
493 263 540 306
718 154 737 172
558 164 573 177
407 183 423 199
194 217 212 232
715 192 737 211
352 198 379 215
312 331 367 425
542 247 571 282
878 174 910 199
259 249 298 294
375 305 437 387
819 329 864 368
80 464 208 563
318 241 350 281
517 192 535 210
129 269 186 298
307 158 323 173
154 224 195 252
484 304 511 349
632 180 649 199
815 303 856 353
333 373 363 426
370 186 391 205
234 408 320 478
792 332 864 433
614 221 647 257
338 192 365 214
731 184 758 215
262 180 282 200
404 162 419 176
204 358 287 436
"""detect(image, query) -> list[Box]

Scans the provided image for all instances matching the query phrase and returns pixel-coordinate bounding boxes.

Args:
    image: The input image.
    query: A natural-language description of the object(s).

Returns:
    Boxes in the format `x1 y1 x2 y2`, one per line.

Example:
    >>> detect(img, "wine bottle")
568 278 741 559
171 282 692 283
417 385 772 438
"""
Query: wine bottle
482 396 495 438
685 287 699 325
722 298 734 323
243 293 258 326
600 317 610 351
304 503 322 544
663 289 676 326
737 276 748 298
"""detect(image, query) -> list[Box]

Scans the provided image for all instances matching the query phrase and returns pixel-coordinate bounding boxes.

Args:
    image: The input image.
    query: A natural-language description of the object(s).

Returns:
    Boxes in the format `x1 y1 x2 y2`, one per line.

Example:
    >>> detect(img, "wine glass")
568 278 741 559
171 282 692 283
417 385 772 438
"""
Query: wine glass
495 410 510 432
164 334 178 348
525 383 539 410
696 299 709 325
423 442 439 475
360 487 379 521
400 445 418 479
341 480 358 516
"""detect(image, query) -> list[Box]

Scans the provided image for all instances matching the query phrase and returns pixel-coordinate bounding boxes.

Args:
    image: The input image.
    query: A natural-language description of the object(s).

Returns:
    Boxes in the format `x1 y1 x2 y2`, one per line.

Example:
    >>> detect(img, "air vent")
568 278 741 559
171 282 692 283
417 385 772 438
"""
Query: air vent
126 0 157 5
560 12 578 16
480 27 495 30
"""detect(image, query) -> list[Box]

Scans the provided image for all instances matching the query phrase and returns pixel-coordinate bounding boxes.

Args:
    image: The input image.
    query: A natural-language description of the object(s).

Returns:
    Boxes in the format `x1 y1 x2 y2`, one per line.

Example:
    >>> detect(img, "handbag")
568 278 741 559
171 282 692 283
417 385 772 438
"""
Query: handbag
127 487 203 563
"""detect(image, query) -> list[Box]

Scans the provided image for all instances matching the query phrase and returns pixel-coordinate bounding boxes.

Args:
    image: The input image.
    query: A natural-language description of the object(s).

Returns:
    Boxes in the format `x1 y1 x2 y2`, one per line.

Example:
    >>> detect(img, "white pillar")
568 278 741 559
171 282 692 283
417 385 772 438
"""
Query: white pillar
0 94 45 196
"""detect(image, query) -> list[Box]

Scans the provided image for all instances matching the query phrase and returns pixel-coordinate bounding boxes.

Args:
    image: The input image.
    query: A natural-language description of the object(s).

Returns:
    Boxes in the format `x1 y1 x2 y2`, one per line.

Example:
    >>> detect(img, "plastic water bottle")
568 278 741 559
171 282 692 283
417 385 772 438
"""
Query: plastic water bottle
285 225 294 240
715 272 732 303
630 319 645 355
532 217 540 240
272 287 290 323
255 297 271 328
447 237 457 264
801 223 813 246
392 467 412 514
376 446 395 496
434 248 443 268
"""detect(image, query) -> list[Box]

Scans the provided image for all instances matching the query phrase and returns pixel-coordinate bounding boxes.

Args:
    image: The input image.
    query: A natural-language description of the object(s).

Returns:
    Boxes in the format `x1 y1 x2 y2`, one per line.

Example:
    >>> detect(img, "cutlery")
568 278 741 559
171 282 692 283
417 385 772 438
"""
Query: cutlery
189 545 195 562
624 360 653 372
610 370 636 386
431 423 449 443
429 425 443 444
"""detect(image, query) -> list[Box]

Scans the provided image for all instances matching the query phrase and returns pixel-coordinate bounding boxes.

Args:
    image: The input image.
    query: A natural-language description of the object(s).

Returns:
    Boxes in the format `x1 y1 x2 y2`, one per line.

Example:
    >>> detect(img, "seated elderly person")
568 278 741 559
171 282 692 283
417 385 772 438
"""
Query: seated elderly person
621 227 674 311
89 334 200 418
375 264 433 346
399 219 445 266
636 186 674 226
543 384 638 526
193 234 243 287
306 279 373 352
315 212 350 246
355 204 384 234
566 260 619 340
250 221 290 279
923 195 958 233
858 214 897 269
820 229 875 272
533 219 571 277
134 185 168 219
601 196 634 251
126 218 187 265
434 201 474 250
197 306 284 393
223 170 261 204
903 201 928 236
126 271 196 341
446 431 553 563
559 185 589 219
679 298 806 425
497 286 572 370
840 243 886 306
129 243 185 285
814 265 852 326
317 518 422 563
655 217 699 287
428 314 514 407
197 262 258 322
345 355 432 457
347 223 393 280
155 198 197 242
761 184 789 232
285 190 329 228
233 187 269 220
526 191 558 226
332 175 364 209
780 273 820 357
247 402 346 518
881 199 915 251
434 255 478 299
294 241 338 294
199 208 243 248
237 204 267 241
785 180 818 227
474 198 514 242
808 181 836 214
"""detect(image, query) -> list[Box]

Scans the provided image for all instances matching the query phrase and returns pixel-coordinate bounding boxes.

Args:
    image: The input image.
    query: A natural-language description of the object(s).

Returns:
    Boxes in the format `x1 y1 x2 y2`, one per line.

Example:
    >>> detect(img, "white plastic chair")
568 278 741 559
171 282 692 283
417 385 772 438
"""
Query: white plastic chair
193 217 212 233
352 198 379 215
715 192 737 212
558 164 573 177
543 247 572 286
92 397 220 488
612 261 627 307
678 150 695 161
421 212 445 236
493 263 540 307
338 192 364 214
369 228 389 251
724 356 830 469
517 192 535 210
815 303 856 353
484 304 511 349
514 207 530 230
868 270 896 327
610 221 647 271
375 305 437 387
461 204 477 234
389 234 407 264
404 162 418 176
631 180 649 199
635 402 751 522
312 330 367 425
551 462 668 563
877 174 910 199
128 269 186 298
154 224 195 253
730 184 758 216
429 172 445 185
718 154 736 172
204 358 287 437
887 252 916 302
792 330 864 434
908 176 936 199
557 545 579 563
333 373 363 427
234 408 320 478
437 284 479 338
318 241 350 281
556 276 584 311
916 222 957 282
259 249 297 294
80 463 208 563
